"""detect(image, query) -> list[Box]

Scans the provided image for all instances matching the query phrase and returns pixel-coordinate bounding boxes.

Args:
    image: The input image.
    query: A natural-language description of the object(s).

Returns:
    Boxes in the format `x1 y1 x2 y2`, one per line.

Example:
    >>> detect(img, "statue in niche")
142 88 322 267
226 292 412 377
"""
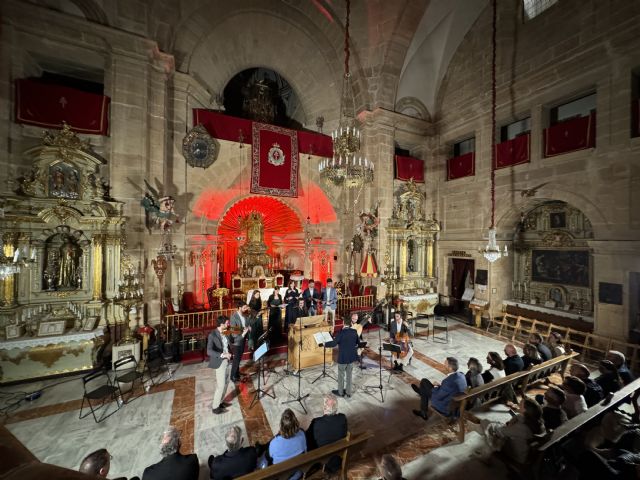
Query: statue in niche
58 235 81 288
407 239 416 272
244 212 265 244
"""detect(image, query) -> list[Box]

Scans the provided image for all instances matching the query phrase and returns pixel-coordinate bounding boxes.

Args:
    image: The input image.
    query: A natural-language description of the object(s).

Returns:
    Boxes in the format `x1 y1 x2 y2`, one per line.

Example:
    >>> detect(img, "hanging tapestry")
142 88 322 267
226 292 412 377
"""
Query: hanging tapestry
251 122 299 197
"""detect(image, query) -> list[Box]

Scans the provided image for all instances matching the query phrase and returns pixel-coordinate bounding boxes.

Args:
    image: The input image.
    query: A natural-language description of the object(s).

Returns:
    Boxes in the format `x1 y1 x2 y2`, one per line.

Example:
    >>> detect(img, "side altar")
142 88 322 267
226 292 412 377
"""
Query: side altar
288 315 333 371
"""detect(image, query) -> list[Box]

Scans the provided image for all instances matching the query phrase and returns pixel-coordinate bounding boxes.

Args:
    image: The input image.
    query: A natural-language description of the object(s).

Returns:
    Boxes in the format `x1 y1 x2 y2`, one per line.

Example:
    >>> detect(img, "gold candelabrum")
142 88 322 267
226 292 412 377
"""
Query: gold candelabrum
114 269 144 345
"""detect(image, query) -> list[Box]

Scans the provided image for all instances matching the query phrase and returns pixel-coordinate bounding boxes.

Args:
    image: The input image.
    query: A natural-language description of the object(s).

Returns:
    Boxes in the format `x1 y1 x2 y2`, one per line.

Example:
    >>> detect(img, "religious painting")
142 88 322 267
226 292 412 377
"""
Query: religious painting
599 282 623 305
549 212 566 229
48 162 80 199
548 286 565 307
531 250 589 287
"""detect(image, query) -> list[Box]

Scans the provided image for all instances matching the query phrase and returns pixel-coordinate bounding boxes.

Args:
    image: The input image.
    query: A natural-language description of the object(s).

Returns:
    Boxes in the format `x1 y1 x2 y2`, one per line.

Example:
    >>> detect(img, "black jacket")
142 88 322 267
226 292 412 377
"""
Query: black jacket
324 328 359 364
141 453 199 480
208 447 258 480
503 355 524 376
306 413 348 473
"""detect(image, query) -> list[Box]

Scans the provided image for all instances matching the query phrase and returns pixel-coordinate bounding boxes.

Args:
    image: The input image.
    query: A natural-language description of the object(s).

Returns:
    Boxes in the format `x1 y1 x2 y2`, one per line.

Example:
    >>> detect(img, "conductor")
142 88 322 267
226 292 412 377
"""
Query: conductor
323 316 360 398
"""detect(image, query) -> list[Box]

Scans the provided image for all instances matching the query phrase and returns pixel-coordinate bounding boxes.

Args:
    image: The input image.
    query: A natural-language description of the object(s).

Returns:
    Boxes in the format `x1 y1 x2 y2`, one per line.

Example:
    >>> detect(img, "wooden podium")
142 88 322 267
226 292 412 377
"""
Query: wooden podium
288 315 333 371
469 299 489 328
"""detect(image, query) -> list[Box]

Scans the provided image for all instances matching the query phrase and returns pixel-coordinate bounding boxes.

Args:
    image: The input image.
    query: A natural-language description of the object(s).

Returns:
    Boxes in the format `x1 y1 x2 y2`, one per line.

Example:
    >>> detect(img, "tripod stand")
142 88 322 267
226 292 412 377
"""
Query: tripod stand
311 336 336 384
249 342 274 408
282 320 309 413
363 322 395 403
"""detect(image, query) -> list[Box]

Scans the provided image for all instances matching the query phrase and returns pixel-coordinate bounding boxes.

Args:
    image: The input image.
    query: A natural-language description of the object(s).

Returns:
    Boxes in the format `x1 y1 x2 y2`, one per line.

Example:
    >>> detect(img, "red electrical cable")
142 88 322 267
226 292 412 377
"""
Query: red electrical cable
490 0 497 229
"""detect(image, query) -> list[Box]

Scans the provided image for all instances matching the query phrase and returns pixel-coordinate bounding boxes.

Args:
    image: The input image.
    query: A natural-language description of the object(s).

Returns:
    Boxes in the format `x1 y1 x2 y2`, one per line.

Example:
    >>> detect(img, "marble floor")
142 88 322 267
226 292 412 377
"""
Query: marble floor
1 322 522 479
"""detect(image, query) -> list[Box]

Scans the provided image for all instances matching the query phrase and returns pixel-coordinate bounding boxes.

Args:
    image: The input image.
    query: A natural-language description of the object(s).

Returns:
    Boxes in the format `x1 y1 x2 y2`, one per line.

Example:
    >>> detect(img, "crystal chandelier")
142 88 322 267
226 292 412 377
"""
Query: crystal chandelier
482 0 507 264
319 0 374 189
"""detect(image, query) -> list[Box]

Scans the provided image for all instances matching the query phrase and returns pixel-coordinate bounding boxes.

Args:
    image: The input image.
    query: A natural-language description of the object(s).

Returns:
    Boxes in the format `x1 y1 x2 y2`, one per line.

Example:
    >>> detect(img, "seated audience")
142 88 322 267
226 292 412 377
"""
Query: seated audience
411 357 467 420
541 385 568 431
269 408 307 465
377 454 406 480
503 344 524 375
547 332 566 357
142 427 199 480
561 375 588 419
305 393 348 474
481 351 506 383
79 449 136 480
208 426 257 480
529 332 552 361
521 343 543 370
570 363 604 407
465 357 484 388
596 360 623 395
607 350 635 386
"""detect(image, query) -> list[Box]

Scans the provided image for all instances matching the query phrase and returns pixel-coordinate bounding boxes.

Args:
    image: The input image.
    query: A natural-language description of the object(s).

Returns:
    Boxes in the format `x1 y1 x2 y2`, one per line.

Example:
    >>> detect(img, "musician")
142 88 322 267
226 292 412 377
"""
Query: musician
302 280 322 316
284 280 299 331
229 302 251 383
247 290 264 350
294 298 308 321
323 316 360 398
389 311 413 372
267 288 283 343
322 278 338 330
207 315 233 414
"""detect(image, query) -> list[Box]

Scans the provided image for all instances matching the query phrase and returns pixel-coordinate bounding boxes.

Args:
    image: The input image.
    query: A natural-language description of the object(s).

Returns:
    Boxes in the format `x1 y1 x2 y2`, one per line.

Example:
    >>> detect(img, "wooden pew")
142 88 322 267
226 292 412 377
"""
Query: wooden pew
453 351 579 442
235 431 373 480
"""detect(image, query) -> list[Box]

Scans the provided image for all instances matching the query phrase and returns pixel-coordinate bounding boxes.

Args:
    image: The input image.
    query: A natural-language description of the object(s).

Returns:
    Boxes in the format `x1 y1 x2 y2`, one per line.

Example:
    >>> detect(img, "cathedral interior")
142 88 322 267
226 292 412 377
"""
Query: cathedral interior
0 0 639 479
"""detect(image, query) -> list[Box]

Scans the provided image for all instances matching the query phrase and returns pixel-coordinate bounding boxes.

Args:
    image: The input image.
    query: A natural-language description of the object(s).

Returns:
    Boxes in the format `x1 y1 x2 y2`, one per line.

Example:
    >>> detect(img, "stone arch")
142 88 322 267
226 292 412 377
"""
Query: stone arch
395 96 431 120
69 0 109 25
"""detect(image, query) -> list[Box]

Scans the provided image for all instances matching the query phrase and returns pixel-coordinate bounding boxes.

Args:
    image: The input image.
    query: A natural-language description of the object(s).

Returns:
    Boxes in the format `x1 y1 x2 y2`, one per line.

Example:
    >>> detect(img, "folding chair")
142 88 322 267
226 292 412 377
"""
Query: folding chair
144 344 172 385
432 315 449 343
79 369 121 423
113 355 145 403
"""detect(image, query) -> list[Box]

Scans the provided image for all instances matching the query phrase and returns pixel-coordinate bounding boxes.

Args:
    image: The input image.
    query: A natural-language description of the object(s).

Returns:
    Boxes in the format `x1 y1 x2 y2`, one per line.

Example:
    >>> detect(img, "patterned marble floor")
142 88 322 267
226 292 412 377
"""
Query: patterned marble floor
1 322 519 480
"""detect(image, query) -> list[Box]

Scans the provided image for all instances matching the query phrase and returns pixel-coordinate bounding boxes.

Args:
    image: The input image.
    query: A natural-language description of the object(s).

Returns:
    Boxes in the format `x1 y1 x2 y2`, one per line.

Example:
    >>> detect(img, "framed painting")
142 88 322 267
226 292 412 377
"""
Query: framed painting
38 320 66 336
531 250 589 287
599 282 622 305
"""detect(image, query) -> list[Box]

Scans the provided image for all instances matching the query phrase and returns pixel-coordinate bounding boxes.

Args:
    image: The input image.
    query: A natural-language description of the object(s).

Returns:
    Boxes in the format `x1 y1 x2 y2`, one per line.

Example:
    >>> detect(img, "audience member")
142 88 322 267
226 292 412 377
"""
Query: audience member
503 344 524 375
521 343 543 369
529 333 552 361
570 363 604 407
547 332 566 357
268 409 307 465
208 426 257 480
79 449 136 479
596 360 623 395
607 350 635 386
306 393 348 474
411 357 467 420
377 454 406 480
481 351 506 383
540 385 568 431
562 375 588 419
141 427 199 480
465 357 484 388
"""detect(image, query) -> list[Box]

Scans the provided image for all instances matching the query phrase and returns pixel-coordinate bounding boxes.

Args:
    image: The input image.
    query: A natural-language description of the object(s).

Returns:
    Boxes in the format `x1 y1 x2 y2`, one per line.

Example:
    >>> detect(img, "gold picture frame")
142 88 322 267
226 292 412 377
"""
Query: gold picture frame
38 320 66 337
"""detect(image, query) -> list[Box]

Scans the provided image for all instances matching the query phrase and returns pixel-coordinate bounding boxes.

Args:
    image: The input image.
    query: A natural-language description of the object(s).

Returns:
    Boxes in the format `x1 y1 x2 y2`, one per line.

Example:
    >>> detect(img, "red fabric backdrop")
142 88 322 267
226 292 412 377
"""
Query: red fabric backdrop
495 133 530 170
251 122 299 197
15 79 110 135
395 155 425 182
193 109 333 157
447 152 475 180
633 99 640 138
544 112 596 157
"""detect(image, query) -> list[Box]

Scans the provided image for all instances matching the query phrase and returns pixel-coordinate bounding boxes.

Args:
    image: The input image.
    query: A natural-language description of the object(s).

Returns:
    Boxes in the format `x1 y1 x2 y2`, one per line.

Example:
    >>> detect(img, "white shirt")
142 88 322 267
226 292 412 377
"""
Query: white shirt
221 330 229 353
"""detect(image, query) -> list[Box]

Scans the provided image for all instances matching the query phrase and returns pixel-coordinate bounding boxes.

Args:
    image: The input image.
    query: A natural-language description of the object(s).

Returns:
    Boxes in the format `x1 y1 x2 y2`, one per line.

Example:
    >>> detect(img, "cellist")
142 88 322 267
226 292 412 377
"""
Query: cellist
389 311 413 372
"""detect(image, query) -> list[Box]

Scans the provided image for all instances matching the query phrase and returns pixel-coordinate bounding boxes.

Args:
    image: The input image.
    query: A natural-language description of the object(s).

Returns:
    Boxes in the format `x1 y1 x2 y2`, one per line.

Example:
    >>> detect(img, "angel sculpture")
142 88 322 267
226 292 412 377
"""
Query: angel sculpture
141 179 180 233
357 203 380 239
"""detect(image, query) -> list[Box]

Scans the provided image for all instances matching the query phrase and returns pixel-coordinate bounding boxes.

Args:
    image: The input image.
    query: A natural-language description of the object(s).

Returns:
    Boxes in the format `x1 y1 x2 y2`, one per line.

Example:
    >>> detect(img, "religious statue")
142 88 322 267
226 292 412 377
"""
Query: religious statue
407 239 416 272
141 179 180 233
58 236 80 288
237 212 270 273
244 212 265 244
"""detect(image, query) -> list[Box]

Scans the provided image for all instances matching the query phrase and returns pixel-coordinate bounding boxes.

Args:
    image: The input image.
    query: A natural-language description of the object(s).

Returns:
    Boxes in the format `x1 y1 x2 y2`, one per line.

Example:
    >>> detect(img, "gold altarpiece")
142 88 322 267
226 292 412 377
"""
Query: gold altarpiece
0 125 127 383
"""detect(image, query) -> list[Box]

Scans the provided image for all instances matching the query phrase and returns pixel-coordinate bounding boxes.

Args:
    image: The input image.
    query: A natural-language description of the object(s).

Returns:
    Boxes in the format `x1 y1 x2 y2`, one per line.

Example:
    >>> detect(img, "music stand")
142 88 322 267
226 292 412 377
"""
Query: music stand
311 331 336 384
362 323 396 403
382 343 402 383
282 319 309 413
249 341 274 408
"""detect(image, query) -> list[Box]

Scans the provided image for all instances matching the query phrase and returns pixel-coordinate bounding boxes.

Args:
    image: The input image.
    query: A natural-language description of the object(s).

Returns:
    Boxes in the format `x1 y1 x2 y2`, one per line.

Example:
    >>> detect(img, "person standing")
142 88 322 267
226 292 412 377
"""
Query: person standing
284 280 299 331
302 280 321 316
322 278 338 330
323 316 359 398
229 302 251 383
207 315 233 414
267 288 283 343
247 290 263 351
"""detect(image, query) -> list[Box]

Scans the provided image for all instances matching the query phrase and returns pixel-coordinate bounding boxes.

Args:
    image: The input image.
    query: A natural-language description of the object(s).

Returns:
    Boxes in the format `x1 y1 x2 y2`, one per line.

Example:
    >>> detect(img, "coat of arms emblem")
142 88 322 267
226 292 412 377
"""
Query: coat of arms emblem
268 143 285 166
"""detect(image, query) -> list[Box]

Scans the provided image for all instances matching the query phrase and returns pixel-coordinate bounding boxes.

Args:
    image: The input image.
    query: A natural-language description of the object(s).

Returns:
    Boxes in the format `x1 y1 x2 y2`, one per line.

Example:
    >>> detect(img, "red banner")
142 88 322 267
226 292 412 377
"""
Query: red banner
395 155 425 182
447 152 475 180
633 99 640 138
193 109 332 157
544 112 595 157
494 133 530 170
251 122 299 197
15 79 110 135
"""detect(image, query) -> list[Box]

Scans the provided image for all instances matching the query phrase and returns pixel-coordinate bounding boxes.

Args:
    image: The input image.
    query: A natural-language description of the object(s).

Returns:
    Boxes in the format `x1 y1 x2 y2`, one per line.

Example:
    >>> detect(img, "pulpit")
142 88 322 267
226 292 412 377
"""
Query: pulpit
287 315 332 370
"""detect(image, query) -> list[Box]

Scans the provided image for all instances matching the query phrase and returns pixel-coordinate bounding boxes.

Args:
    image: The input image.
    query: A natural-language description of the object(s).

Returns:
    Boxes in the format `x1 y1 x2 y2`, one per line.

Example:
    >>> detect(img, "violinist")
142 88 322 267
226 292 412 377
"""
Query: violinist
389 311 413 372
229 301 251 383
207 315 233 414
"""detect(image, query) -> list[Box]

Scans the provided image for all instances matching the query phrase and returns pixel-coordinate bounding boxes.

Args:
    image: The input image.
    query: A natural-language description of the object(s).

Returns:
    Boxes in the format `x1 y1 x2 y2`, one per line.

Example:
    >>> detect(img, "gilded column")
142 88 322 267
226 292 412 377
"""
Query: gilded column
426 239 434 278
92 234 105 300
2 233 18 306
399 239 407 277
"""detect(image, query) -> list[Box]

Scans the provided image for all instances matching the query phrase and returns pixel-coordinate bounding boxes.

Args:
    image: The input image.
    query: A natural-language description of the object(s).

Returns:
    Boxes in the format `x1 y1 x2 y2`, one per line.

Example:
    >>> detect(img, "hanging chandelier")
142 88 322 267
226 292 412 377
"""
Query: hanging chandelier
319 0 374 189
482 0 508 264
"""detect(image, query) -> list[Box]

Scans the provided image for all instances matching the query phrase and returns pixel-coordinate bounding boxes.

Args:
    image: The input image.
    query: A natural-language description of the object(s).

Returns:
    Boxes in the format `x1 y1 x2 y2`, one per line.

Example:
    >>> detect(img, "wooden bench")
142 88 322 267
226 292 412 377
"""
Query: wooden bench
235 431 373 480
453 351 579 442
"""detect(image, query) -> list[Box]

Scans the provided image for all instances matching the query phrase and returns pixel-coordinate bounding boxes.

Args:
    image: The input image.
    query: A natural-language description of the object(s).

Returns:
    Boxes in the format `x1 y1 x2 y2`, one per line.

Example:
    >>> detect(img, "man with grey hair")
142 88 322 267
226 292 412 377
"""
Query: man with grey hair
141 427 199 480
305 393 348 473
208 425 258 479
377 454 406 480
411 357 467 420
607 350 635 386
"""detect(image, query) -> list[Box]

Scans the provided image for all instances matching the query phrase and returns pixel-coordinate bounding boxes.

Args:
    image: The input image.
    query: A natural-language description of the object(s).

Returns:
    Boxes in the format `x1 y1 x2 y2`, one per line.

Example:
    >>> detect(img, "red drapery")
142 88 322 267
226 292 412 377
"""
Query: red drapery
193 109 333 157
394 155 425 182
251 122 299 197
544 112 596 157
632 99 640 138
494 133 530 170
15 79 110 135
447 152 475 180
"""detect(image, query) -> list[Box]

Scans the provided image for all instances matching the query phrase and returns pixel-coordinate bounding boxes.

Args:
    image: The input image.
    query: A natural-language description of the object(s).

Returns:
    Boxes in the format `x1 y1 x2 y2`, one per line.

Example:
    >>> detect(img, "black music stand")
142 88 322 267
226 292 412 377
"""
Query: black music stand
282 319 309 413
311 332 336 384
249 341 274 408
383 343 402 383
362 324 396 403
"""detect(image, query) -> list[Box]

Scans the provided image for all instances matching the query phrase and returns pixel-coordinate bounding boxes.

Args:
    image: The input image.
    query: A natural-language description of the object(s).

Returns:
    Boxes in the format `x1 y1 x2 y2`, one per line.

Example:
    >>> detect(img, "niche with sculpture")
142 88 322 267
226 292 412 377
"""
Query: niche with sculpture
41 227 90 291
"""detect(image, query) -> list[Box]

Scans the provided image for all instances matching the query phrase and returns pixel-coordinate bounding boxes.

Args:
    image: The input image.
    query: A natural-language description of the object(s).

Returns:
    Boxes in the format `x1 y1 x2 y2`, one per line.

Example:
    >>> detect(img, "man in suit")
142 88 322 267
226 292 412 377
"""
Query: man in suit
208 425 257 479
410 357 467 420
229 302 251 382
79 449 139 480
302 280 322 316
305 393 348 474
529 332 552 362
295 298 308 321
207 315 233 414
322 278 338 329
141 427 199 480
503 344 525 375
323 316 360 398
388 311 413 372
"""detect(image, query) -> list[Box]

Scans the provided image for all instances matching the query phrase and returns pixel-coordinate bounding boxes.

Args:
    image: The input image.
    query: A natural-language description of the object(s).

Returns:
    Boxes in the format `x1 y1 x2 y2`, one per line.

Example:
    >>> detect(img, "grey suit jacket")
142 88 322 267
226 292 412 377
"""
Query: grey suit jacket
207 329 225 369
230 311 247 346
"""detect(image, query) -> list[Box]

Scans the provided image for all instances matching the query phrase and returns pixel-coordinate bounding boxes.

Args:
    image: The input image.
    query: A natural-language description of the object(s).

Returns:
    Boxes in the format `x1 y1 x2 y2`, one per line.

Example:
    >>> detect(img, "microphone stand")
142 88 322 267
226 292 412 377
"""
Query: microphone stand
282 319 309 413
